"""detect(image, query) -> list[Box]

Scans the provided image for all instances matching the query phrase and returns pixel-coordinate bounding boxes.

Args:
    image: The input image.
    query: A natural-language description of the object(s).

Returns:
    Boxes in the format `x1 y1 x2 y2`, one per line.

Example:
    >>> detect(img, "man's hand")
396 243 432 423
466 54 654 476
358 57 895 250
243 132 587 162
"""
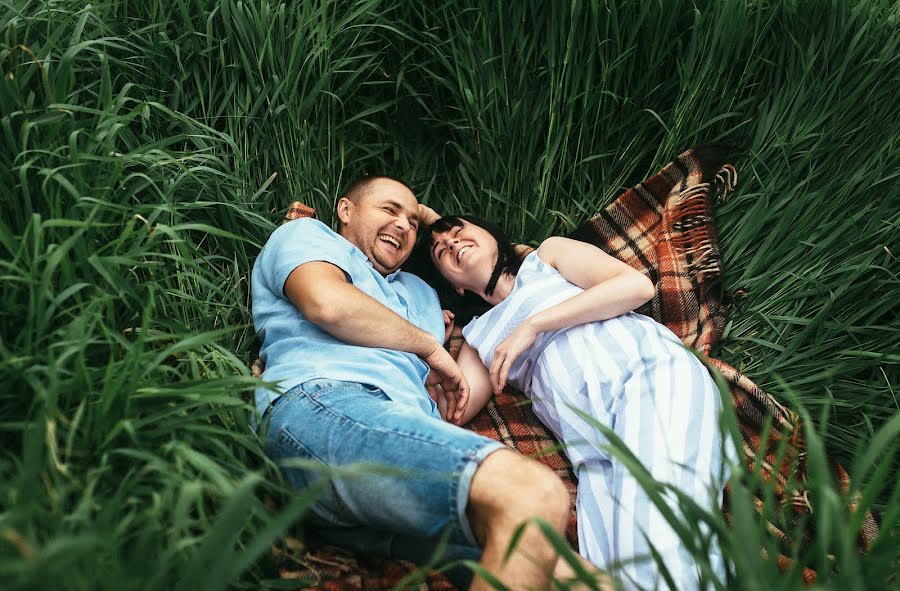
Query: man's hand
426 374 465 425
421 342 469 424
425 374 450 422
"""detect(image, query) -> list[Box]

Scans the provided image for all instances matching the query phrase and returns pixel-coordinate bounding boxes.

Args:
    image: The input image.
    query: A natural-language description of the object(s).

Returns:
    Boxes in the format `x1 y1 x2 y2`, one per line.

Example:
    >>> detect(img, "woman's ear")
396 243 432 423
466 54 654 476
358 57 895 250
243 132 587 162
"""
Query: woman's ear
455 286 465 296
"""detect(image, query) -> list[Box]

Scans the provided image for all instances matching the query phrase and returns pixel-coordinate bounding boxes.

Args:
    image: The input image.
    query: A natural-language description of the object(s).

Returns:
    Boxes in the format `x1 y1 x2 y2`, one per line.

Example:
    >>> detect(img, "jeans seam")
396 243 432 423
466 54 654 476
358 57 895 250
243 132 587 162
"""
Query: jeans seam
449 450 467 546
275 425 353 526
276 424 328 467
267 386 308 421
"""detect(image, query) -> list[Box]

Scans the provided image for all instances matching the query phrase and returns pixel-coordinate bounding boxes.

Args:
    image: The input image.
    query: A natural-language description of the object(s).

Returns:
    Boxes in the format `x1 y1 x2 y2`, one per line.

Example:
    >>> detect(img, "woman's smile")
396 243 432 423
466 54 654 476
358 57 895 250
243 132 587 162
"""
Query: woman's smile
456 244 472 262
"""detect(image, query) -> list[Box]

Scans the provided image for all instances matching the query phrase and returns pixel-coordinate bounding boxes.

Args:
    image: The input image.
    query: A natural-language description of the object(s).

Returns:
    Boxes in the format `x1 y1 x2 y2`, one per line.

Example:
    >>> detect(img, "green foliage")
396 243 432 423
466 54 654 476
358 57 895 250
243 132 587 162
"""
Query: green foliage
0 0 896 589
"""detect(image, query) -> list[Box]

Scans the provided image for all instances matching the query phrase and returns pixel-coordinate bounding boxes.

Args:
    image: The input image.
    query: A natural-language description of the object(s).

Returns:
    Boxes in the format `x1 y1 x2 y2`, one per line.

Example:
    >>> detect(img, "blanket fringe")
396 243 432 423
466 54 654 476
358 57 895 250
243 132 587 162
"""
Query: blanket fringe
668 158 737 282
714 164 738 204
670 183 723 282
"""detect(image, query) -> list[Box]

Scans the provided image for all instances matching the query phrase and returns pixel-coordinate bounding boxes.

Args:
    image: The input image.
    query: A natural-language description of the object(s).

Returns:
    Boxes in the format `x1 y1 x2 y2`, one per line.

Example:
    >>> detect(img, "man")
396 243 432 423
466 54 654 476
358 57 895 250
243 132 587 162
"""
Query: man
252 176 574 590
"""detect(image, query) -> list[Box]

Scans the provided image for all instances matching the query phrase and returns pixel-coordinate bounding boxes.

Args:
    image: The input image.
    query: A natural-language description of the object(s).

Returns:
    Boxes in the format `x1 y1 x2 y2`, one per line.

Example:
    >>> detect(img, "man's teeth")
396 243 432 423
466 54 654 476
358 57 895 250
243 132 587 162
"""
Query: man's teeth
457 246 470 262
379 235 400 248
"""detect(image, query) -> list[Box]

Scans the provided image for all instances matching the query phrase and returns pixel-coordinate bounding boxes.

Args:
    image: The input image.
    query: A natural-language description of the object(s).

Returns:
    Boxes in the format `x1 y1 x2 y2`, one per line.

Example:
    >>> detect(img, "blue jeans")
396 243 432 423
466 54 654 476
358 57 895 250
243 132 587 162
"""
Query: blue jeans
263 379 505 569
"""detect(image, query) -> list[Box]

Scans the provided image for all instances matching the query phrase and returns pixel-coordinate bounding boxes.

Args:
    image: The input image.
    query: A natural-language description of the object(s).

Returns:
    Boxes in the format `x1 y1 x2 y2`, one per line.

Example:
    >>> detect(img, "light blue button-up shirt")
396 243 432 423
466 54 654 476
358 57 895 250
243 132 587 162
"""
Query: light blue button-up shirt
251 218 444 418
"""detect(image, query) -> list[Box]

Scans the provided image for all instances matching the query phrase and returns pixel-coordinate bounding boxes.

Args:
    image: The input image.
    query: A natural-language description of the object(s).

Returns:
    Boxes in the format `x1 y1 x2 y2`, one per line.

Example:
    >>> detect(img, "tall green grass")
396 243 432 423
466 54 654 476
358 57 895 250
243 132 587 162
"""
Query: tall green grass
1 0 896 589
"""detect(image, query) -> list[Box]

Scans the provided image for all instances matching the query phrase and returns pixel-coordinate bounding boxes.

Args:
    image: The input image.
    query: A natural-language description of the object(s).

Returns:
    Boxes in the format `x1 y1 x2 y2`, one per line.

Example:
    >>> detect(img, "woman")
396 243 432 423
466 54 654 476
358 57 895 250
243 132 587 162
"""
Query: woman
418 214 728 590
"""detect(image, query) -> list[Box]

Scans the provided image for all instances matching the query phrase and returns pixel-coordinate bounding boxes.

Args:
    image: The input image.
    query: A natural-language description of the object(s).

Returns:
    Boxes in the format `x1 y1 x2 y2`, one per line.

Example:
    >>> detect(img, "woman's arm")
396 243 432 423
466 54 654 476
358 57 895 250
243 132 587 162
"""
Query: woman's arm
456 341 495 424
488 236 654 393
528 236 654 331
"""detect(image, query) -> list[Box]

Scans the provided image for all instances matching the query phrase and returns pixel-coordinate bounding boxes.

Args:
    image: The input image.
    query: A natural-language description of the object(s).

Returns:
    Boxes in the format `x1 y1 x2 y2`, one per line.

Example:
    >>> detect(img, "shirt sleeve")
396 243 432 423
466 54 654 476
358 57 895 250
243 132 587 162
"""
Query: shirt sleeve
256 218 354 298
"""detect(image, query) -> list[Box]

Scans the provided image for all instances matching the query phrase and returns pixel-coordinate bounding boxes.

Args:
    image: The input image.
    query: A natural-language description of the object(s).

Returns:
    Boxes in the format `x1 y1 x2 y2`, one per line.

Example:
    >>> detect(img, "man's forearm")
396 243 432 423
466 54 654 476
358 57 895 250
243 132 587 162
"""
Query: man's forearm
285 261 439 358
313 279 440 357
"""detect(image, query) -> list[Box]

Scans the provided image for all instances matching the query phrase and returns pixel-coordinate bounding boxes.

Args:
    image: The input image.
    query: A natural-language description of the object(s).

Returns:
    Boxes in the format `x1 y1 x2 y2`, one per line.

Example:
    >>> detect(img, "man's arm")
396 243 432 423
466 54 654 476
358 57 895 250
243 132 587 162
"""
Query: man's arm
286 261 436 354
417 203 441 227
284 260 469 421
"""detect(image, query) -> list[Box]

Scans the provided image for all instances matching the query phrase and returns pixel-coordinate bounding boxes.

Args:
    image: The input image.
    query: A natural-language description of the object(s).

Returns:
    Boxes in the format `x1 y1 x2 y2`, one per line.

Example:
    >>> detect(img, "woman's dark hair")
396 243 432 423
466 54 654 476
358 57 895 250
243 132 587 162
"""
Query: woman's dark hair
407 215 526 325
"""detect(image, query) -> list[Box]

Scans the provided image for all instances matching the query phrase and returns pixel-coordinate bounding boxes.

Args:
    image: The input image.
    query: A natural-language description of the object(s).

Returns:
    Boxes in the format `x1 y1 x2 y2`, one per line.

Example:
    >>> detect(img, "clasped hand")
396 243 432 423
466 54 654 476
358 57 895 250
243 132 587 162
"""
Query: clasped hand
422 344 469 425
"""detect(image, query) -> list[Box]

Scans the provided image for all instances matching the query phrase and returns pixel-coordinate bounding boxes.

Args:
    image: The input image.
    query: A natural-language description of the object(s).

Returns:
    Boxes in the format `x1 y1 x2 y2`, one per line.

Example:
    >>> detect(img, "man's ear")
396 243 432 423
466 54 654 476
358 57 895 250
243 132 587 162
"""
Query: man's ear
455 286 465 296
336 197 352 226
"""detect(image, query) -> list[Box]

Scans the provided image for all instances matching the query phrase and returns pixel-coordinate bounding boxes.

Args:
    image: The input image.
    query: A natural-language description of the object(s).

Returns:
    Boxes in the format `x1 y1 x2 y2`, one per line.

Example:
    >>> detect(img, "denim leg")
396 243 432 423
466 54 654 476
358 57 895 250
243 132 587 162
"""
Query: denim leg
264 379 504 558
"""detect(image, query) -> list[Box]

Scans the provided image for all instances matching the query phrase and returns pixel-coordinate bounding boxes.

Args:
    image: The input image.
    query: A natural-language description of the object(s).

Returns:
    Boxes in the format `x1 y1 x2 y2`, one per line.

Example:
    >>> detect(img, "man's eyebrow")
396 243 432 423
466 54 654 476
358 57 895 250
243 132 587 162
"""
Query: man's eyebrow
387 199 419 222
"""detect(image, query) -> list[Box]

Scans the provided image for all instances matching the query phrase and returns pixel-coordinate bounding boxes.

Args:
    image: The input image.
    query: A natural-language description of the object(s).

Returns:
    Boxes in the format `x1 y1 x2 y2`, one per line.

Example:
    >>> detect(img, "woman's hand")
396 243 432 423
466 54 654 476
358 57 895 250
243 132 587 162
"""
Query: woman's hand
442 309 455 343
417 203 441 227
489 320 539 394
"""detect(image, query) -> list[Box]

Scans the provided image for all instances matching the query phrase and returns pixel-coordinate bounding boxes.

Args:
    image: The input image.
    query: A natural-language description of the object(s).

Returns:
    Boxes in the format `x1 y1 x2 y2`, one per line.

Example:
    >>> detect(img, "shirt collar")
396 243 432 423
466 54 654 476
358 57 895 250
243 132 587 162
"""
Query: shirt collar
344 236 403 282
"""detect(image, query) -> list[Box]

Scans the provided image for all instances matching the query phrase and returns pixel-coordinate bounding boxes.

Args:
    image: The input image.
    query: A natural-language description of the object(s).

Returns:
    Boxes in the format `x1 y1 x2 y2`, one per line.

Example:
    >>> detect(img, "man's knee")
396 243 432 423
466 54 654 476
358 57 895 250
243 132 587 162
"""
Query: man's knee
466 450 569 542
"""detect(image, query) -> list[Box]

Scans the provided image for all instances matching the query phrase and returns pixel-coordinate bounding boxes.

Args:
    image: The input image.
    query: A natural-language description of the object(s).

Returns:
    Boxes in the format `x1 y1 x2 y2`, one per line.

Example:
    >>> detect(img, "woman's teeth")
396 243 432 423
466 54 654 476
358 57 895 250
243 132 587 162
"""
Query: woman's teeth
457 245 471 262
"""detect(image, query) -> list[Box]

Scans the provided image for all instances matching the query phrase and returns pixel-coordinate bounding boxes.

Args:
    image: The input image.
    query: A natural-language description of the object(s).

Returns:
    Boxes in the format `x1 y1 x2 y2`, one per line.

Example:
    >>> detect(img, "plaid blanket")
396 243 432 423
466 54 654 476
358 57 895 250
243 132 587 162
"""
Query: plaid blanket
258 146 877 588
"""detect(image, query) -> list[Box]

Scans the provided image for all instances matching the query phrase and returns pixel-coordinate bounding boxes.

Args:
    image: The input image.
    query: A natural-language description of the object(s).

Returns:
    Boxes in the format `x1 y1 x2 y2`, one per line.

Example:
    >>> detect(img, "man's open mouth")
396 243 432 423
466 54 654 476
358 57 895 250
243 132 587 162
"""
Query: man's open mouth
378 234 401 250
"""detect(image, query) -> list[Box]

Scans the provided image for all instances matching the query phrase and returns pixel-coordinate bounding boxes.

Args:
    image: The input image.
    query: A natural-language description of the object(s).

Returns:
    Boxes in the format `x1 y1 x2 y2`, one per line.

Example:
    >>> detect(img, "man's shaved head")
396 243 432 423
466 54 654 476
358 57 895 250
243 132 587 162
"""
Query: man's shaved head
340 175 414 206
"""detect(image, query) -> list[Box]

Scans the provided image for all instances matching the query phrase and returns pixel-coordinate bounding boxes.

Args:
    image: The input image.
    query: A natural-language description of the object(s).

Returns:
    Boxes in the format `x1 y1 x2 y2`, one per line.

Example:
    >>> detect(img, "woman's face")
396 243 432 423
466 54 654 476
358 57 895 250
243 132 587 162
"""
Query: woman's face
429 220 499 293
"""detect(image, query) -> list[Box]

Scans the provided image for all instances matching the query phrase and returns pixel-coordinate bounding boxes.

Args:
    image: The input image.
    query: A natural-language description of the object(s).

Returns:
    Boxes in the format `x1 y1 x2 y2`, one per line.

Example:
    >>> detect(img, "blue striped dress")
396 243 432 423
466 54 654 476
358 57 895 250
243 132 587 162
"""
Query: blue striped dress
462 251 727 590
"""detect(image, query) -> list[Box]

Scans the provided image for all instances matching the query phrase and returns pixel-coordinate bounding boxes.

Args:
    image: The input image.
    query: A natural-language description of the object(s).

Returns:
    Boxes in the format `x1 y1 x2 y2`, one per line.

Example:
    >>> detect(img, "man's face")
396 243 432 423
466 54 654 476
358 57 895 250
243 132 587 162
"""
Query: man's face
337 178 419 275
